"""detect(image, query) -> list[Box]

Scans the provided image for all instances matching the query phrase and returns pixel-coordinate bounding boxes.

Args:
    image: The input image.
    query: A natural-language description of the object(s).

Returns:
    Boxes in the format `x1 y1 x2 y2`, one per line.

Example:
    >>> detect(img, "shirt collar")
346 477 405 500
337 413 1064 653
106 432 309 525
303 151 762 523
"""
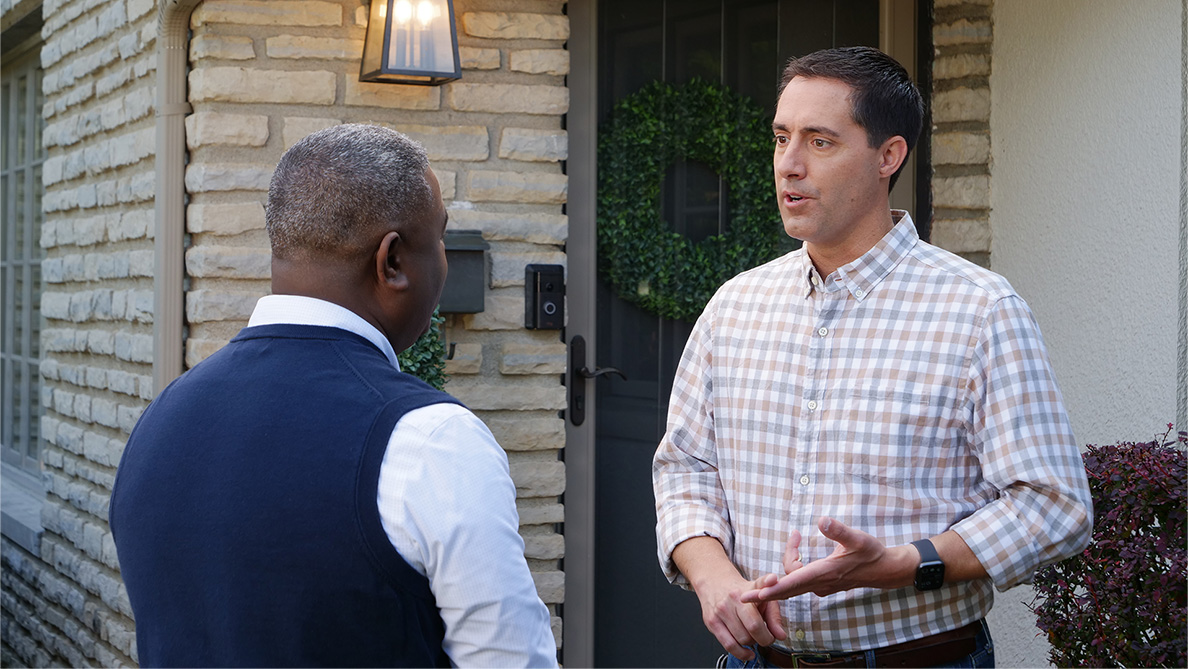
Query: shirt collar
797 210 918 301
247 295 401 370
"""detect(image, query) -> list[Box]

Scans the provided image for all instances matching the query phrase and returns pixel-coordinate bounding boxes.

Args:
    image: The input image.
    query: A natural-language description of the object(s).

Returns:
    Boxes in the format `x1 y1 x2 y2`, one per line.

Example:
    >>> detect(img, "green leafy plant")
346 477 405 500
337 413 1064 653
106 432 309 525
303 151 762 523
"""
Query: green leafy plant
597 78 789 321
1029 425 1186 668
397 308 447 390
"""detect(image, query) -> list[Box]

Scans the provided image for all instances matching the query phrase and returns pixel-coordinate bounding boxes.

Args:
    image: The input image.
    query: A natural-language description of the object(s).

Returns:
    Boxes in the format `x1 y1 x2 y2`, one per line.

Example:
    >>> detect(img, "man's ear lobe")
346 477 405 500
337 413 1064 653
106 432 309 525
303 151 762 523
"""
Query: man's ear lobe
879 136 909 178
376 230 409 290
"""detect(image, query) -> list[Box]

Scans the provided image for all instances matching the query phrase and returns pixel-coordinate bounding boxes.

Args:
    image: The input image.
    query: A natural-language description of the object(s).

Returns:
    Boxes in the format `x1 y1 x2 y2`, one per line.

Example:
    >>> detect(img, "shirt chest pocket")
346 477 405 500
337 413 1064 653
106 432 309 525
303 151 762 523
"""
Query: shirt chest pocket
834 382 964 488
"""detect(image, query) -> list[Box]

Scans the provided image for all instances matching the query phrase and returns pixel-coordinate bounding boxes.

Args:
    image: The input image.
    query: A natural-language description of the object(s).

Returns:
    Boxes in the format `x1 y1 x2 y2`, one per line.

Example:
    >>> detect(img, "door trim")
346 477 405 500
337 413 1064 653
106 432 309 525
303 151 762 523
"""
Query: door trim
882 0 919 216
562 0 598 665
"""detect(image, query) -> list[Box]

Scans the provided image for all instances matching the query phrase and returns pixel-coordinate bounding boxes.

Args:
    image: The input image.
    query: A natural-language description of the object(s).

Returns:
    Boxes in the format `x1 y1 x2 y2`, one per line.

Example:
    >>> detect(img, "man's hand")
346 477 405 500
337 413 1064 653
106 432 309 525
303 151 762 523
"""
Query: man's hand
673 536 787 660
740 517 916 603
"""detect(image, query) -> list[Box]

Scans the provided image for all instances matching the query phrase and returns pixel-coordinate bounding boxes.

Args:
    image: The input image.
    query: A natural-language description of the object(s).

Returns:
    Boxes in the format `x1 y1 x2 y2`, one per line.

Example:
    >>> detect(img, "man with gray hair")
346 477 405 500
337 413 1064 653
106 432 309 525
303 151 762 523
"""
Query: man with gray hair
111 124 557 668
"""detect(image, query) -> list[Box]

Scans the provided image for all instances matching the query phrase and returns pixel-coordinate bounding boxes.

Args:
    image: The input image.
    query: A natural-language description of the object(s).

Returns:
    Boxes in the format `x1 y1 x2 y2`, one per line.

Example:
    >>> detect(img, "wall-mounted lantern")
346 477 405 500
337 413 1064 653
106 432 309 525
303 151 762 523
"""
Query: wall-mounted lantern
360 0 461 85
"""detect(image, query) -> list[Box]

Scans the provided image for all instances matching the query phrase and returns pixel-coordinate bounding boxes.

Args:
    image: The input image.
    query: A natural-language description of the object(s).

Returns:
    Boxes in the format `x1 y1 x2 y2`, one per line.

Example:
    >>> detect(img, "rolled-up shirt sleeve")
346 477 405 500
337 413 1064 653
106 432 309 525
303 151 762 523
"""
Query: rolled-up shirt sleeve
951 295 1093 591
653 300 735 588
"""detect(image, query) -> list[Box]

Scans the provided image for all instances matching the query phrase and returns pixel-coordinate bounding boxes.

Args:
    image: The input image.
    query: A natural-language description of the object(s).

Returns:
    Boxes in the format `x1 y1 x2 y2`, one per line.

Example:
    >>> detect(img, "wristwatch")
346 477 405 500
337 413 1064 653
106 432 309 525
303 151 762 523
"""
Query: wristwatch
911 538 945 591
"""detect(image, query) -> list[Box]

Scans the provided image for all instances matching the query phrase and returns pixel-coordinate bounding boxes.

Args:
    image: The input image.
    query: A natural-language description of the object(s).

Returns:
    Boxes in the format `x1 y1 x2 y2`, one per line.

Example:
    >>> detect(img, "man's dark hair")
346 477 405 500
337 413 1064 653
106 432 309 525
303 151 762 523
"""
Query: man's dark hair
779 46 924 191
266 124 433 261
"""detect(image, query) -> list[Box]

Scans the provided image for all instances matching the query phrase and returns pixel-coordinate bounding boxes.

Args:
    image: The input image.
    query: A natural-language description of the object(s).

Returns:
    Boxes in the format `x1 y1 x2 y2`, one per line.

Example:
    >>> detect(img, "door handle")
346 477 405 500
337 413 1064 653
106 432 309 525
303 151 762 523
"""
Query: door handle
578 366 627 381
567 335 628 426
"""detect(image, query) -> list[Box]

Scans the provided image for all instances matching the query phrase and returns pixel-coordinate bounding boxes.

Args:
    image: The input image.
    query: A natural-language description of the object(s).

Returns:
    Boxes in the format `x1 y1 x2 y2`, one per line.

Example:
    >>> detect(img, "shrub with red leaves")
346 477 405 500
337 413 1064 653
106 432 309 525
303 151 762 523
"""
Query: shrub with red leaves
1030 425 1186 668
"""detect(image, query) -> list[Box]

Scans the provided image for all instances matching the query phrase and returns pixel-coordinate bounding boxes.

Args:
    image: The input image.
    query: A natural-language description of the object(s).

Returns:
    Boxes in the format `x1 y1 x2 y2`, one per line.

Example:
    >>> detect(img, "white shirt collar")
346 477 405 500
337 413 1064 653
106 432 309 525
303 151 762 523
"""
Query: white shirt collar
247 295 401 370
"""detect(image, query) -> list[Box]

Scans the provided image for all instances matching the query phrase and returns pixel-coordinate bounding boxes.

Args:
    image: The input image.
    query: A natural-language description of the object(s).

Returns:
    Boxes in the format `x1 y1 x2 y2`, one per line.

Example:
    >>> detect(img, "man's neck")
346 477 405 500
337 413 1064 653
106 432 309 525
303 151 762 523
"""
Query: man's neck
804 209 896 278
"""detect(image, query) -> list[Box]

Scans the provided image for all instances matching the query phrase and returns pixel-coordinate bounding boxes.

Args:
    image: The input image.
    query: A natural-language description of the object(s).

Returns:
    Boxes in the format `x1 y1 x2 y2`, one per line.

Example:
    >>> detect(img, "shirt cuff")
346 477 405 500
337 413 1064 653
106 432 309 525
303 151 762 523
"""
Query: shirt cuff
951 499 1042 591
656 507 735 589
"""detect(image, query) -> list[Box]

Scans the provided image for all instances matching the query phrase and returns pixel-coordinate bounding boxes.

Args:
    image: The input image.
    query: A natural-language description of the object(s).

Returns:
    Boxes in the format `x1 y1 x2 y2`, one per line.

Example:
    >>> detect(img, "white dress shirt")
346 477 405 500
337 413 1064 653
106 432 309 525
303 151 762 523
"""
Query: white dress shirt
249 295 557 668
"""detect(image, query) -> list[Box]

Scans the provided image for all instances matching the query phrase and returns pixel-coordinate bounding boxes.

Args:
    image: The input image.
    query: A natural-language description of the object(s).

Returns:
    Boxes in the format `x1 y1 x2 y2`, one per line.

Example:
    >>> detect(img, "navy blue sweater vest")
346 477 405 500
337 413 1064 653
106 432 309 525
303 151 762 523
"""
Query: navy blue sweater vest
110 325 461 668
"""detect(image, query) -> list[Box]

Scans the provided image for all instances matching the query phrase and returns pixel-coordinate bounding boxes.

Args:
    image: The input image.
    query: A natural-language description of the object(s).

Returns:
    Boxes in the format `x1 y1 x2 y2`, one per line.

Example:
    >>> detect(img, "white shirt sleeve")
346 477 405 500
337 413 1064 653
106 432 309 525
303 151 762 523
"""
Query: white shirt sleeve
377 402 557 668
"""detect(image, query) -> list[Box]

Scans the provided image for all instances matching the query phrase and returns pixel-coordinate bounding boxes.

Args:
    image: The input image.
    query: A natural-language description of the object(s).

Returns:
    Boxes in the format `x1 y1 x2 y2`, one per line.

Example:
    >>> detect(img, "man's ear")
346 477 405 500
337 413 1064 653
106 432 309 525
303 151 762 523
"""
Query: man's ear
877 135 909 179
375 230 410 291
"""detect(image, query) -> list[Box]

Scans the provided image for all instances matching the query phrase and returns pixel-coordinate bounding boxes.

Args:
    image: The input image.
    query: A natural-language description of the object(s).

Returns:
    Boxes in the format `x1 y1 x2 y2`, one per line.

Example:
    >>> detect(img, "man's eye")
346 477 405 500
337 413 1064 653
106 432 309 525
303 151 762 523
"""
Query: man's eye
812 138 830 148
773 135 788 146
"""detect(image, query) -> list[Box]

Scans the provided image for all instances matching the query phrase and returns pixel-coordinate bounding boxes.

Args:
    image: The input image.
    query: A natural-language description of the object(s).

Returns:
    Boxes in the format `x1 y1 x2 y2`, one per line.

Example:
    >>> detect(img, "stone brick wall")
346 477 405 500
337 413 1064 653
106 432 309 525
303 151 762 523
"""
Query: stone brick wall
929 0 993 267
1 0 158 664
181 0 569 648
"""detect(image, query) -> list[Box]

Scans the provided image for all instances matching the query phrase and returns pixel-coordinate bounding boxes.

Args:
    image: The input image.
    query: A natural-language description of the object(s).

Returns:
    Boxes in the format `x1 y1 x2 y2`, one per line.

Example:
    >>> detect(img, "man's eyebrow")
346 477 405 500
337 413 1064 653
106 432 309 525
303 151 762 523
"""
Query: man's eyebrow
771 122 843 139
804 125 842 138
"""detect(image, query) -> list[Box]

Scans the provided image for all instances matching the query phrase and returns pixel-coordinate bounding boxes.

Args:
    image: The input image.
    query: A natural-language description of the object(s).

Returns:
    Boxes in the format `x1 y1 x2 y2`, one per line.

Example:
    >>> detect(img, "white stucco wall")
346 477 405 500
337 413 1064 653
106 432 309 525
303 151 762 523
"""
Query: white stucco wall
991 0 1187 447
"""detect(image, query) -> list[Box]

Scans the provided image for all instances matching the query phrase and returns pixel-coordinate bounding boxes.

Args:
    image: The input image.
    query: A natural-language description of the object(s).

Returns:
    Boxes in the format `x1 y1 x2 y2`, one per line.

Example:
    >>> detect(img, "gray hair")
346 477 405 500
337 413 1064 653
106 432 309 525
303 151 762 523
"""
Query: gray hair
266 124 433 261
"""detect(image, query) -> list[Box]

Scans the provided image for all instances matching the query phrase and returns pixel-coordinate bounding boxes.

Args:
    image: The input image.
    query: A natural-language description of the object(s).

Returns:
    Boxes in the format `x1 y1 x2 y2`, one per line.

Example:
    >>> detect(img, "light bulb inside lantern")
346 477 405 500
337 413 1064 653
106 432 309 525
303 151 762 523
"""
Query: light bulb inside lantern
416 1 437 27
394 0 413 25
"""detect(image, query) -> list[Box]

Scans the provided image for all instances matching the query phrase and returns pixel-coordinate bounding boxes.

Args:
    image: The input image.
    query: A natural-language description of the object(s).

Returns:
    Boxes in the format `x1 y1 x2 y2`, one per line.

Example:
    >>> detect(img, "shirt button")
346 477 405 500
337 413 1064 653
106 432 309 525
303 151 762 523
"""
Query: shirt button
854 288 866 298
817 327 828 337
799 475 810 486
811 275 820 286
807 400 818 411
795 629 806 641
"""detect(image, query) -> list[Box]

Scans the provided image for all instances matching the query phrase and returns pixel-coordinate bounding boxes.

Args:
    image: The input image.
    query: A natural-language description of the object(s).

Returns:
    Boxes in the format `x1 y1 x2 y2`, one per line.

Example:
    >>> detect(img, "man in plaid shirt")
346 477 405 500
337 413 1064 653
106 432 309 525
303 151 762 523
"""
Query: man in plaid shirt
653 47 1092 668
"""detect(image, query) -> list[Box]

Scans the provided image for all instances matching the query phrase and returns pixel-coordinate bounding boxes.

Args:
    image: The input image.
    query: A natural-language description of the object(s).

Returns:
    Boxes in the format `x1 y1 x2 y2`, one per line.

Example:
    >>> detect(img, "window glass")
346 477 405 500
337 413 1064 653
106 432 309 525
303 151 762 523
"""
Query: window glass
2 41 46 473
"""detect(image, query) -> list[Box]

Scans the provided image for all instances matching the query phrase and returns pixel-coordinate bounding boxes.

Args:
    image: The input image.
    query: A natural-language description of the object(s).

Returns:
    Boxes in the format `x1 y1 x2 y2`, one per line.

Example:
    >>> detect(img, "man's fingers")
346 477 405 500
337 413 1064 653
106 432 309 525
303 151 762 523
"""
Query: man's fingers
782 530 802 573
744 557 835 602
818 516 851 543
753 573 778 589
706 618 754 661
708 596 755 660
761 600 787 641
740 603 776 648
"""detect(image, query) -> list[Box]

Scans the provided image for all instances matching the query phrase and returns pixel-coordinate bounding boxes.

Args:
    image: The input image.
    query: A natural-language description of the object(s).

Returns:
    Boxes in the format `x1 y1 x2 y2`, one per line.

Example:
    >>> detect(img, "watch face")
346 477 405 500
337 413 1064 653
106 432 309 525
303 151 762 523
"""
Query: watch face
915 562 945 590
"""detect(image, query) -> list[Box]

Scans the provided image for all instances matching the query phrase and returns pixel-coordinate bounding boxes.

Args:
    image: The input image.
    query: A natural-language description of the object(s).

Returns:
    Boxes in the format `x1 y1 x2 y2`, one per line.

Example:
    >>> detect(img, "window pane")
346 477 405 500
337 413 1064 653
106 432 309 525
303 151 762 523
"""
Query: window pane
1 80 10 170
1 356 10 449
1 172 8 260
32 72 43 158
14 167 26 237
11 362 24 430
15 74 27 165
26 356 39 459
32 164 42 225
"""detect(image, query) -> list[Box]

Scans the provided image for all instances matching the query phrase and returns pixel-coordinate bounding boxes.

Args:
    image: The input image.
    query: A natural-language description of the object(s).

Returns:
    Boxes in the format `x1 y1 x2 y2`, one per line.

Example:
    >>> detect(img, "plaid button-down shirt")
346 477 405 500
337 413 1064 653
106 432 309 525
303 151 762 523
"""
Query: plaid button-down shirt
654 212 1092 653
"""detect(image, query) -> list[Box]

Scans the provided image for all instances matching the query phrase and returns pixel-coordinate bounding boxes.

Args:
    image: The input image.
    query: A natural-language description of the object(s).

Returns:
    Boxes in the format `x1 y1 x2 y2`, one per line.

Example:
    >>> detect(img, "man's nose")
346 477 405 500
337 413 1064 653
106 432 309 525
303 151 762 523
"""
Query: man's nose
774 145 804 179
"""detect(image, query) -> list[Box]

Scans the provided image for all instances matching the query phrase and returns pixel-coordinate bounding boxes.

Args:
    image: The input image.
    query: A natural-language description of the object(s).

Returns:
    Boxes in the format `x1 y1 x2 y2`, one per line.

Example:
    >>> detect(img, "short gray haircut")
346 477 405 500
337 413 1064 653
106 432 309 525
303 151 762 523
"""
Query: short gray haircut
266 124 433 261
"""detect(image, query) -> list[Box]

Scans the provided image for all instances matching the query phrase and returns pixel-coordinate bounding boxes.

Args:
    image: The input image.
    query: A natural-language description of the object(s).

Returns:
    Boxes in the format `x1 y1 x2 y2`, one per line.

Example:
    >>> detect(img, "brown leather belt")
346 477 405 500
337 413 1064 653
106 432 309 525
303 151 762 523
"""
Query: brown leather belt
756 620 982 668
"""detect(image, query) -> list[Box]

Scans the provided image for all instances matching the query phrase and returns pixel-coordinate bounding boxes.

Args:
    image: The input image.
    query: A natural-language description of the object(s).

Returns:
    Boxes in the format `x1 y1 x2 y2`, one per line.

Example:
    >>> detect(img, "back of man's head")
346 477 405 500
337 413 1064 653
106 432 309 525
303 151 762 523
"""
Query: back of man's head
266 124 432 263
780 46 924 190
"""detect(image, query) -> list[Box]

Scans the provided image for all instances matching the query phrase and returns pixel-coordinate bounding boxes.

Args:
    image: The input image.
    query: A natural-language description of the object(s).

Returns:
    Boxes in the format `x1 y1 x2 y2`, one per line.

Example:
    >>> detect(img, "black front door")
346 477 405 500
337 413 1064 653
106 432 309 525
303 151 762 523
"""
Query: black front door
591 2 881 666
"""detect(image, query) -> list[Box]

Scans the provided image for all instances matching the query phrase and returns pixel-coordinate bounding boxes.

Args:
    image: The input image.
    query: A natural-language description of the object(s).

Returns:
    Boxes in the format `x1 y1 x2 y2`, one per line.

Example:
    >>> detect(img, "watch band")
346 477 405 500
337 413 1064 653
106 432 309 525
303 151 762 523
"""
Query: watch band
911 538 941 564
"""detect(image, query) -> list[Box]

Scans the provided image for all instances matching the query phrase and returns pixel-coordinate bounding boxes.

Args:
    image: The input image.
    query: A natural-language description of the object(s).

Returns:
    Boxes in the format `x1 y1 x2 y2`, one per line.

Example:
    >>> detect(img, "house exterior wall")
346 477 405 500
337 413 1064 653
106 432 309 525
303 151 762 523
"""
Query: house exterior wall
3 1 568 665
929 0 993 267
990 0 1187 445
2 0 157 664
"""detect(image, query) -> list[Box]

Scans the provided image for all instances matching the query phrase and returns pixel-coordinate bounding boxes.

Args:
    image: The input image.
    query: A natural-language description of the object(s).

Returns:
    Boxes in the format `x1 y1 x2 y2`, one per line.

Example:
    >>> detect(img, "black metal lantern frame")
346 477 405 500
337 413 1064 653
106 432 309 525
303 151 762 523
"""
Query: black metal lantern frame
360 0 461 85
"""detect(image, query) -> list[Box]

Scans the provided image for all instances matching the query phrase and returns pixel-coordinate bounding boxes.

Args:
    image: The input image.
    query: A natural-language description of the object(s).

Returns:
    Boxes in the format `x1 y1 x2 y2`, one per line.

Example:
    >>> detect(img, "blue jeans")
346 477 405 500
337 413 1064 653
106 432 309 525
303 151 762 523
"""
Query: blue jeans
720 619 994 668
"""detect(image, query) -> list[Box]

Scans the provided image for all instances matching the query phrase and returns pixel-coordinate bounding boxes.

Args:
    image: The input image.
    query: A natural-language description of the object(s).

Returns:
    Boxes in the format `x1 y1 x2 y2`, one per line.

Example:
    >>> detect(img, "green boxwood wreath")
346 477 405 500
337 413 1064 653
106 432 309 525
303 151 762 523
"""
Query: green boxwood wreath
597 78 790 321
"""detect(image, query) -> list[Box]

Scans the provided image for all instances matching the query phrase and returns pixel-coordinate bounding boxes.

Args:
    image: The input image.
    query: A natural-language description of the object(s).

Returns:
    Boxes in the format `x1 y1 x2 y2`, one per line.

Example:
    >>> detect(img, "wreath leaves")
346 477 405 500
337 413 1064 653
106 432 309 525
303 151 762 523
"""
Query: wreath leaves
597 78 788 321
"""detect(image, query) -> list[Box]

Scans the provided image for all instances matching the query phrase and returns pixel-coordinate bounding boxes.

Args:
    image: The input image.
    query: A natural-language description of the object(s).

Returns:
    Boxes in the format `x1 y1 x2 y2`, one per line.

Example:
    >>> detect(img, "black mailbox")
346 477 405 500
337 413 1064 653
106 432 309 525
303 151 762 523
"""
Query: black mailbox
440 230 489 313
